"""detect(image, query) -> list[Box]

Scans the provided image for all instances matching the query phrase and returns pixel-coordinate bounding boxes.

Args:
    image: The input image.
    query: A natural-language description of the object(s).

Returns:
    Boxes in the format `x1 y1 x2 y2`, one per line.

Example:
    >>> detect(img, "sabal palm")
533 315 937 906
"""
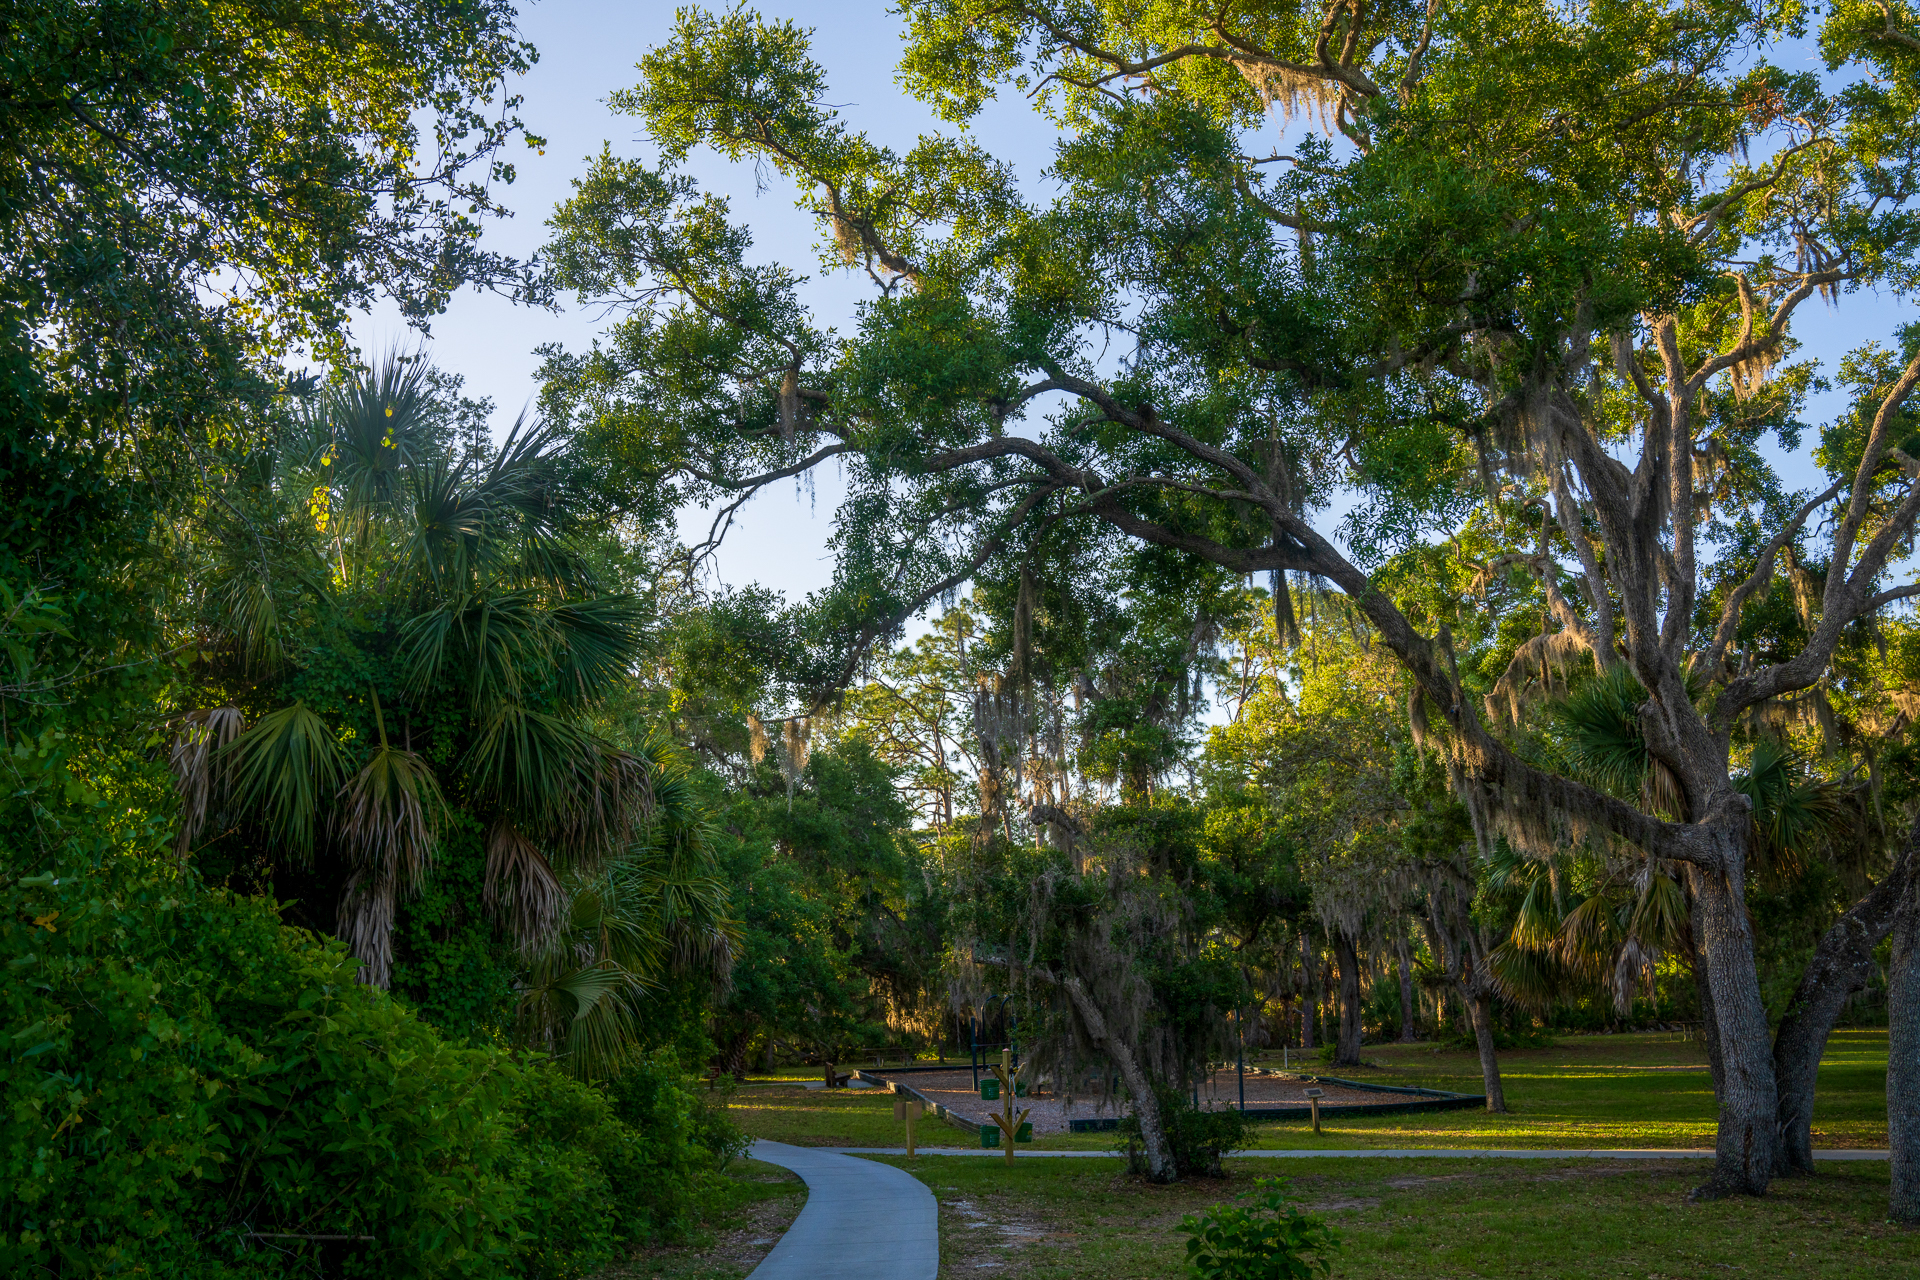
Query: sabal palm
514 742 733 1078
173 354 658 993
1490 669 1846 1013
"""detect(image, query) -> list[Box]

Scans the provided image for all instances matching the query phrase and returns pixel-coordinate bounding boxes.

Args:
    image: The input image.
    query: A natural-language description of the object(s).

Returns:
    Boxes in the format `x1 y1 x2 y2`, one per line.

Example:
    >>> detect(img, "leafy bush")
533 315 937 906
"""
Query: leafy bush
2 844 527 1278
1 841 740 1279
602 1056 749 1241
1180 1178 1342 1280
506 1070 627 1279
1121 1089 1253 1179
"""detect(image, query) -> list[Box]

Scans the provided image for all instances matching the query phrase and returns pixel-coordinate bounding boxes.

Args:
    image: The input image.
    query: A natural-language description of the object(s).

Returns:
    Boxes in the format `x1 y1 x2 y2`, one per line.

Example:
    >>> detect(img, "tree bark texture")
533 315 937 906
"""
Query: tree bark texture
1689 856 1778 1197
1396 934 1418 1043
1056 973 1178 1182
1468 993 1507 1113
1771 830 1914 1174
1889 864 1920 1222
1333 929 1364 1066
1301 933 1318 1050
720 1024 755 1081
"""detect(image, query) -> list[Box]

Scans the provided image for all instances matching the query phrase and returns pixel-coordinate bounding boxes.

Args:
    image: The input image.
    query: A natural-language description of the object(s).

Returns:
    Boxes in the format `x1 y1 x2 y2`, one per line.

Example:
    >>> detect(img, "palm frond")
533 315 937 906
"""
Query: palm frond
1551 667 1650 799
309 349 438 524
485 818 563 952
1488 938 1564 1011
1510 876 1561 951
1734 741 1846 876
225 702 348 858
400 592 544 708
463 701 595 822
1556 892 1625 982
548 595 646 704
169 705 245 860
1626 867 1688 954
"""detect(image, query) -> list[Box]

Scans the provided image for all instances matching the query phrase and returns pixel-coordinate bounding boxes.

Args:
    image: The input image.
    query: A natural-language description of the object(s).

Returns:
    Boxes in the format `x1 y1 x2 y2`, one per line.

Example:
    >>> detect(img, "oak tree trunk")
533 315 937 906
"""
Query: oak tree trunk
1468 992 1508 1113
1333 929 1364 1067
1688 854 1778 1198
1771 833 1913 1175
1888 863 1920 1222
1301 933 1318 1051
1396 934 1418 1043
1055 973 1178 1181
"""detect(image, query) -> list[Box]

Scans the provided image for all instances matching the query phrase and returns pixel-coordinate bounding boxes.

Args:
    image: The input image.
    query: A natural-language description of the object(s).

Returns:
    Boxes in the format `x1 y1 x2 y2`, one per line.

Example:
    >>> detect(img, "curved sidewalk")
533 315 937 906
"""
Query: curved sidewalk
747 1139 939 1280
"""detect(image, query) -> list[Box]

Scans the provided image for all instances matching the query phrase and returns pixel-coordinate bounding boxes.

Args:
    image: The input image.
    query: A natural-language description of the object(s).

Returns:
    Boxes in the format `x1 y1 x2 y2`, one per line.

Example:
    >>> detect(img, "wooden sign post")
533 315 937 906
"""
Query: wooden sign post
1303 1087 1324 1135
893 1095 925 1157
986 1048 1030 1167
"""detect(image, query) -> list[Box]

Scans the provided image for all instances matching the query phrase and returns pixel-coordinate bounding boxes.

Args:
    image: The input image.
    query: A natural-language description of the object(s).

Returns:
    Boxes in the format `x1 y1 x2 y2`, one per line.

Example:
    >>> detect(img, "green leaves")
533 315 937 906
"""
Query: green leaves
225 702 348 859
1180 1176 1342 1280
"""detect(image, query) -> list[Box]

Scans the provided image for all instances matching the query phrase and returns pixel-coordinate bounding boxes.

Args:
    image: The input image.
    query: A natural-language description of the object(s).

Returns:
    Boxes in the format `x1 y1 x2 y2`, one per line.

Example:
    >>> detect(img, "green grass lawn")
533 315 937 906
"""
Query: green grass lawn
707 1033 1897 1278
882 1154 1910 1278
1234 1028 1888 1150
726 1029 1889 1152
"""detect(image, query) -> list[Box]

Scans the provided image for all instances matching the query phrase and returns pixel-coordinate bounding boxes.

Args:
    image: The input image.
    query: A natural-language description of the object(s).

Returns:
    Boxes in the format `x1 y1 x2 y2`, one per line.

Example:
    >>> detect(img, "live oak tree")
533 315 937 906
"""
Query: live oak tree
539 0 1920 1197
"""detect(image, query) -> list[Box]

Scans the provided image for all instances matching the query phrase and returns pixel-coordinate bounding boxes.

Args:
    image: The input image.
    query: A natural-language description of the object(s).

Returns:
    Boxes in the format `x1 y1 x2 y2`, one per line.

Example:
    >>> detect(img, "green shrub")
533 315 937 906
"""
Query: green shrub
602 1056 747 1241
1180 1177 1342 1280
1120 1089 1253 1179
2 845 528 1278
506 1070 626 1279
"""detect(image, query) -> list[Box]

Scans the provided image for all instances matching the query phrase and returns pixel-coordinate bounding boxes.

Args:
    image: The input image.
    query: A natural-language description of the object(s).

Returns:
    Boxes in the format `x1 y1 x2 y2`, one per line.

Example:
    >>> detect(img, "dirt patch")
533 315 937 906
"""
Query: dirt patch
939 1191 1074 1272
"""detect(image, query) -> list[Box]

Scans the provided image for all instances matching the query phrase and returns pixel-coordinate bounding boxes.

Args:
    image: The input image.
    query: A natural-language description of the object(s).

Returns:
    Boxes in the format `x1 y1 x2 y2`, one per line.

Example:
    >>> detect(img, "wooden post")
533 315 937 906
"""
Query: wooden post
1304 1086 1324 1135
987 1048 1029 1167
894 1096 924 1157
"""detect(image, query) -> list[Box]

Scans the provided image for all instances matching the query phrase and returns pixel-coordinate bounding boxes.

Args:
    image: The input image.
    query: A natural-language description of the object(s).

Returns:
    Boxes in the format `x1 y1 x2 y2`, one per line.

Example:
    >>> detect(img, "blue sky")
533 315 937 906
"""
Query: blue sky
350 2 1912 608
351 0 1063 601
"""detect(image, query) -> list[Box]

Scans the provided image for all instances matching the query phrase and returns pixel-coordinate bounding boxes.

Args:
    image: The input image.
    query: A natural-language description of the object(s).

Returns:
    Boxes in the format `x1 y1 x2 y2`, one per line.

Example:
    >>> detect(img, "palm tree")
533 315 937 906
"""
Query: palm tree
1488 668 1849 1016
169 354 709 1019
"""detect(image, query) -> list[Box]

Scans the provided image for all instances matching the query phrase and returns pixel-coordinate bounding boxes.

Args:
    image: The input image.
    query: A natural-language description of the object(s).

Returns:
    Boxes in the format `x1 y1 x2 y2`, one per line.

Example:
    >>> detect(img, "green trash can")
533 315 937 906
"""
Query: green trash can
980 1079 999 1100
980 1124 1000 1148
1015 1121 1033 1143
1014 1080 1028 1097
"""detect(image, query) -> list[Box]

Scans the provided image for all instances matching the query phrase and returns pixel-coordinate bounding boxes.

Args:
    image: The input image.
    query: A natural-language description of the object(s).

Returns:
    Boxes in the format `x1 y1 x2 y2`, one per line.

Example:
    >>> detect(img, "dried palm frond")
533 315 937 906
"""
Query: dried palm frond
1611 937 1655 1016
485 818 562 952
548 743 655 862
169 705 245 860
335 698 443 900
225 702 348 859
338 870 396 989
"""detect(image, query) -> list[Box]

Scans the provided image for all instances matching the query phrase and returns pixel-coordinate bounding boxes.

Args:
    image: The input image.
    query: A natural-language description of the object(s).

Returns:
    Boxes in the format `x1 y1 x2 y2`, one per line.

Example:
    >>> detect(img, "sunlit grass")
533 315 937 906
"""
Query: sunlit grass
869 1153 1910 1279
726 1030 1888 1152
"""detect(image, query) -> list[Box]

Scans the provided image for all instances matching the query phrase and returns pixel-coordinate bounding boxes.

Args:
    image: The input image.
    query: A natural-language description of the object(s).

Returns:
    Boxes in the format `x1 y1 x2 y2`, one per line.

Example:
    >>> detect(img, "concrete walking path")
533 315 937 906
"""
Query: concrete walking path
821 1145 1888 1161
746 1139 939 1279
